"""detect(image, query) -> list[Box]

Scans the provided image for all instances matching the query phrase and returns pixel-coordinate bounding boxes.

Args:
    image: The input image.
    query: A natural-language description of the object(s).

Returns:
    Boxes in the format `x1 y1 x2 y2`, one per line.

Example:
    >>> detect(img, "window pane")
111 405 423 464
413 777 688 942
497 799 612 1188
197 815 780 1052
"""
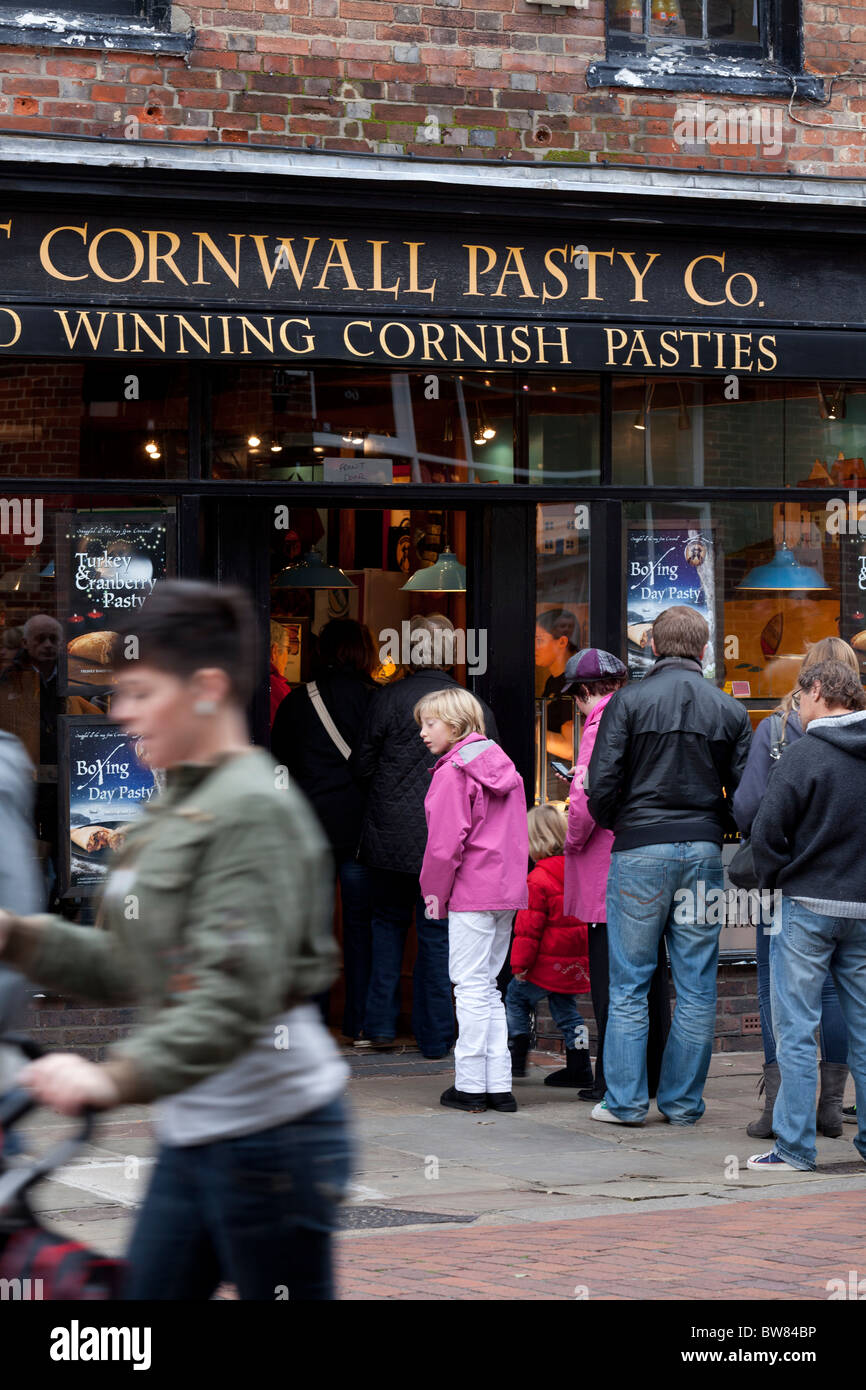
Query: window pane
527 374 600 484
0 362 188 479
208 366 516 483
613 378 866 488
535 504 590 804
650 0 702 39
610 0 646 33
708 0 760 41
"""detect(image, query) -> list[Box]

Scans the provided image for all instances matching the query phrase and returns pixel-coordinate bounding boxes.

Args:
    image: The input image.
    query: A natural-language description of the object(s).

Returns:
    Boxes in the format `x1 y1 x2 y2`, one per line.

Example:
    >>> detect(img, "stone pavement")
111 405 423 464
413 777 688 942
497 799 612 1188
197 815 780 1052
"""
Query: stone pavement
7 1047 866 1299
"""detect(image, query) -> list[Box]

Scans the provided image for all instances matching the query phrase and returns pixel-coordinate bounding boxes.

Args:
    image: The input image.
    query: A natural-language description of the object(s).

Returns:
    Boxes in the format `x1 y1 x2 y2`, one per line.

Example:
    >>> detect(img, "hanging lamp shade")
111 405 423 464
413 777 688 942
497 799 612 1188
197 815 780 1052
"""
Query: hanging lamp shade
273 549 356 590
401 548 466 592
737 544 829 591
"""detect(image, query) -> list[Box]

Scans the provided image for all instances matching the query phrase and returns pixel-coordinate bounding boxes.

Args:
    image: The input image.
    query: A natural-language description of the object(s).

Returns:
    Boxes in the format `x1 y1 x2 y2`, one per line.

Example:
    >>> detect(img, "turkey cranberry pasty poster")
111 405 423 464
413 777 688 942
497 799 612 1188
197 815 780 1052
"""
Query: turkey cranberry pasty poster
840 533 866 680
56 511 175 696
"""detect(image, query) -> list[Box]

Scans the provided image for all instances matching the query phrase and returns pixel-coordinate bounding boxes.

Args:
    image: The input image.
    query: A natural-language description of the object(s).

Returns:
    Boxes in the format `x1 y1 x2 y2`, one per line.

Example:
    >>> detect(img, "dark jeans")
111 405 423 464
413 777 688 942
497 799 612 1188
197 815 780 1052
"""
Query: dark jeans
756 915 848 1067
588 921 671 1099
364 867 454 1056
337 855 372 1040
124 1096 351 1301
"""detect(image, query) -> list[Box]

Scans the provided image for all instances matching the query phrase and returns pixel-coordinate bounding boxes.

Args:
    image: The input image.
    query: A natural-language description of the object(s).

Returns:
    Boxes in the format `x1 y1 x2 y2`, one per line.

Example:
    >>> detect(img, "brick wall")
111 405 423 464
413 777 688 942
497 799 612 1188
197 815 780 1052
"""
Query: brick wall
0 2 863 172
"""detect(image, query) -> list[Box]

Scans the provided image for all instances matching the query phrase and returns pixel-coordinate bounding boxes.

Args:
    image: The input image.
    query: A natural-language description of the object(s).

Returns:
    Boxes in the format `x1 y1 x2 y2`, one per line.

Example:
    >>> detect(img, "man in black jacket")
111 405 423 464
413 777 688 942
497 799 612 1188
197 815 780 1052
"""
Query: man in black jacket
586 606 751 1127
352 614 499 1057
749 660 866 1172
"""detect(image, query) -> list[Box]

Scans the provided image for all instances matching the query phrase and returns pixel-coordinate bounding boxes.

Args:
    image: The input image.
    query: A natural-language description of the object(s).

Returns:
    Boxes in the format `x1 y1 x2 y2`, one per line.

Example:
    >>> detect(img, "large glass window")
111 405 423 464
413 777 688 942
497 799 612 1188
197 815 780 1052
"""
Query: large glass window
209 366 600 484
0 362 188 479
535 502 590 805
613 377 866 489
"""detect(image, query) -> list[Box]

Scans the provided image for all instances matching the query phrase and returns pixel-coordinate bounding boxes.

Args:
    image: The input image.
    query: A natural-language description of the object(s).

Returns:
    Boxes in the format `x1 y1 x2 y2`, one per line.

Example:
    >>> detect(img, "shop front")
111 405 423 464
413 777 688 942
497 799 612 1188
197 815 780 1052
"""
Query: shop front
2 158 865 1040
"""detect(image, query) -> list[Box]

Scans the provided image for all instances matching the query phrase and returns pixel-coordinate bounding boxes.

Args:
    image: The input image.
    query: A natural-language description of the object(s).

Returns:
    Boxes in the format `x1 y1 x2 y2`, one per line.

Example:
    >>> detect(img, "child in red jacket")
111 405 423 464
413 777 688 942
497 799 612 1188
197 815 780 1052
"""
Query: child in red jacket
506 805 592 1088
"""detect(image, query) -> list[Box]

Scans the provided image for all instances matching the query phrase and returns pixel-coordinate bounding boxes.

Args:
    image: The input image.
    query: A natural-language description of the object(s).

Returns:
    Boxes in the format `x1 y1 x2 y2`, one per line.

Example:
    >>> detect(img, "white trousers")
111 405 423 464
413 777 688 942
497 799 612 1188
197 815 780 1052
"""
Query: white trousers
448 909 514 1094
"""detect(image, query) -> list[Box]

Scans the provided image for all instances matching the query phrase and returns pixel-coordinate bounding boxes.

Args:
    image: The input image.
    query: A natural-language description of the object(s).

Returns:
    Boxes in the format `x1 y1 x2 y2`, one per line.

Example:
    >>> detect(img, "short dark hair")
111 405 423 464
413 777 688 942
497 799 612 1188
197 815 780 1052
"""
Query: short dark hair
570 675 628 702
111 580 258 705
652 606 709 662
799 660 866 712
536 608 580 650
317 619 375 675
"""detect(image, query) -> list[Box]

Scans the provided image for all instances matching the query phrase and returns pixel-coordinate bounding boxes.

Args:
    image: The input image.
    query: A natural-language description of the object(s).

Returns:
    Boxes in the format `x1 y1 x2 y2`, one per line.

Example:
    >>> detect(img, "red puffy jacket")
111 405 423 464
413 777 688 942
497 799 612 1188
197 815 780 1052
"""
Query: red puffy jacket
510 855 590 994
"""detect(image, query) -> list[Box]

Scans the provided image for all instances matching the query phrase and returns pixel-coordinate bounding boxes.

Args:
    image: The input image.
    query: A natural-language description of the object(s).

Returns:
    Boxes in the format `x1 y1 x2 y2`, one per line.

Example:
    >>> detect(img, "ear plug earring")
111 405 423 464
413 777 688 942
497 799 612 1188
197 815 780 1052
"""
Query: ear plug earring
193 699 218 716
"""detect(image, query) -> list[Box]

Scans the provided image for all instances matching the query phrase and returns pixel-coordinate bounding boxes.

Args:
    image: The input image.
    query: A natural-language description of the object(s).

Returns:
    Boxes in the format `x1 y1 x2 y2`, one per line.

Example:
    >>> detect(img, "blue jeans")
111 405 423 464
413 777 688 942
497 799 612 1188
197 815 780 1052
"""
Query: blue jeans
756 911 848 1066
605 841 723 1124
337 855 372 1040
124 1096 352 1300
364 868 454 1056
770 899 866 1171
505 978 585 1050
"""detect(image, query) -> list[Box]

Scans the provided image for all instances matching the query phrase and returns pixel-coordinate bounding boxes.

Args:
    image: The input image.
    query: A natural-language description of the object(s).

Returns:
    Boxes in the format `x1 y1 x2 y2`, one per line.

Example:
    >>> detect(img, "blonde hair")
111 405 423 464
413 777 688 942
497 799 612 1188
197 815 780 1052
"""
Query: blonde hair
413 686 486 741
779 637 860 718
527 804 567 861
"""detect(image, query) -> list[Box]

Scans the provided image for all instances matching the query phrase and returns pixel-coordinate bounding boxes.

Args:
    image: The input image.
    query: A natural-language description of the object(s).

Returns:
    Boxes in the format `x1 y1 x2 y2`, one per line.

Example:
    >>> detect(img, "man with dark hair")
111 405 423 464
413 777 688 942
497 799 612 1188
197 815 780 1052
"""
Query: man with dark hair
586 606 751 1127
535 608 580 771
749 660 866 1172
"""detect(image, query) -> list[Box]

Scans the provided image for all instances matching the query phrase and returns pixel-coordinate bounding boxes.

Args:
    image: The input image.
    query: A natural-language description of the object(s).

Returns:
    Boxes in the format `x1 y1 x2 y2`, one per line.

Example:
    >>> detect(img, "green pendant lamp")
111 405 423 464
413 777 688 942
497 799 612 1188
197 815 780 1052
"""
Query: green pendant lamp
737 544 829 591
273 550 356 589
401 548 466 592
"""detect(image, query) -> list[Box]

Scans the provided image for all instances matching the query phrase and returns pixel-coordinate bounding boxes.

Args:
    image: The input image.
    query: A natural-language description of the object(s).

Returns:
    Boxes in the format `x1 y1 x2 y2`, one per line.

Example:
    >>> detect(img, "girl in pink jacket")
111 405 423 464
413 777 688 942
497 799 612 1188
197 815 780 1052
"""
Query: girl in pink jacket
415 686 528 1116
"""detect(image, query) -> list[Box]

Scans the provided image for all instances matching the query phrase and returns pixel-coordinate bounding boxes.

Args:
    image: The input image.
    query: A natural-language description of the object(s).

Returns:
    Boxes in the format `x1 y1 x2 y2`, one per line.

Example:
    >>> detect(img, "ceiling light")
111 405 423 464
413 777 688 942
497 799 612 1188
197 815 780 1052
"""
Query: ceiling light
247 434 262 448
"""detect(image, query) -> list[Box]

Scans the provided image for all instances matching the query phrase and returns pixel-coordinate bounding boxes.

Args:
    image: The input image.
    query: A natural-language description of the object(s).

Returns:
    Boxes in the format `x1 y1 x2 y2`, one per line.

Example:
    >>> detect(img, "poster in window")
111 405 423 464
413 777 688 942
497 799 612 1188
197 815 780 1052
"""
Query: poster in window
626 524 717 680
56 511 175 697
840 532 866 678
61 717 162 896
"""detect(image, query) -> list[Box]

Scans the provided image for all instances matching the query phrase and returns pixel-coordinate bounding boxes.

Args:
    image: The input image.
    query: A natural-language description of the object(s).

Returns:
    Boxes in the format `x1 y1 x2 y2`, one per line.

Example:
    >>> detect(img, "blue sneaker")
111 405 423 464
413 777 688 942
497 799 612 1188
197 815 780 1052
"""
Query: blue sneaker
747 1150 799 1171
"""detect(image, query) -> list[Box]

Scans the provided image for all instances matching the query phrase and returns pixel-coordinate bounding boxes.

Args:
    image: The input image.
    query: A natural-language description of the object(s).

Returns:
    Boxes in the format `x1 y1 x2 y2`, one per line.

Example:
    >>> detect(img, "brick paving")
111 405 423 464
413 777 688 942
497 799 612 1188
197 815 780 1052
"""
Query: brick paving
336 1191 866 1300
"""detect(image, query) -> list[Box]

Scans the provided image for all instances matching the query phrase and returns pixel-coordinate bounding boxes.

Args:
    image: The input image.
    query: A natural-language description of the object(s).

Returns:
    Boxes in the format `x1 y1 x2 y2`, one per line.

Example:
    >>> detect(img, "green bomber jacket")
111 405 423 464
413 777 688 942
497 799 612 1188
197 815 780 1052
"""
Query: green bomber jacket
0 748 339 1104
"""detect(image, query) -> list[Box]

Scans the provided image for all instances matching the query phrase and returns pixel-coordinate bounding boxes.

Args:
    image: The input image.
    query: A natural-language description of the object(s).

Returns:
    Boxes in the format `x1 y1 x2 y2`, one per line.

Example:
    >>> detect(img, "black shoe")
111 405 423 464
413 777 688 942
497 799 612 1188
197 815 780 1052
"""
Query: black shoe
544 1047 595 1089
485 1091 518 1112
843 1103 857 1124
440 1085 486 1112
508 1034 530 1078
577 1085 605 1102
370 1038 398 1052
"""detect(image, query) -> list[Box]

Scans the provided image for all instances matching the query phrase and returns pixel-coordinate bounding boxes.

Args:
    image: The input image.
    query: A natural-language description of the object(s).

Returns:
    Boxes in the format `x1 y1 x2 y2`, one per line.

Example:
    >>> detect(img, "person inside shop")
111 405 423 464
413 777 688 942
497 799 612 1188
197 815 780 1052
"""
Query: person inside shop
0 580 352 1300
269 619 292 729
351 613 499 1057
535 608 579 768
0 625 23 674
271 618 379 1044
733 636 857 1143
586 606 751 1128
749 659 866 1173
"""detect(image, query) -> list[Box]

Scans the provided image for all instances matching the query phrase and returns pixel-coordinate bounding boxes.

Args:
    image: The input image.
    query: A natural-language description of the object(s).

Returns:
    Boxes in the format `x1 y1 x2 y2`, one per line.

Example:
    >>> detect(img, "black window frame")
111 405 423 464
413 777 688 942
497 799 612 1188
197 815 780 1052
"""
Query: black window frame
588 0 824 101
0 0 193 54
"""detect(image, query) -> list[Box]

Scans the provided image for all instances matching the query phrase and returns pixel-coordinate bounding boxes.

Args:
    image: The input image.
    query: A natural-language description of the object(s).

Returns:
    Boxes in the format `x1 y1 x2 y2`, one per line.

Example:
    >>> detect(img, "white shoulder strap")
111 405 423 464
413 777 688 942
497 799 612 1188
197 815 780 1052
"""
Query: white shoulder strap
307 681 352 760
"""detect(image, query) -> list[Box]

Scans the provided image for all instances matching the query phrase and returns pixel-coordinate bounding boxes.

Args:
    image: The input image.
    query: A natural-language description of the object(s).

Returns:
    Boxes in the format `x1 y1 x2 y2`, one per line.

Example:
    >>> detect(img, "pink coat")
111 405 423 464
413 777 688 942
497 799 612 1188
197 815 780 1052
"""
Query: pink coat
563 692 616 923
420 732 530 916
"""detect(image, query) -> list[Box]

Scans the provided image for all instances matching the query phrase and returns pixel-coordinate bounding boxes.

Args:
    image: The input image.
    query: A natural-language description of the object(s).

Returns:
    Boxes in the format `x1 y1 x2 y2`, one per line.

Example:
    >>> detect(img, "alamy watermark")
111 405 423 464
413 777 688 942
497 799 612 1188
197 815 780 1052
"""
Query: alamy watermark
0 497 42 546
674 101 783 158
673 884 781 933
378 622 487 677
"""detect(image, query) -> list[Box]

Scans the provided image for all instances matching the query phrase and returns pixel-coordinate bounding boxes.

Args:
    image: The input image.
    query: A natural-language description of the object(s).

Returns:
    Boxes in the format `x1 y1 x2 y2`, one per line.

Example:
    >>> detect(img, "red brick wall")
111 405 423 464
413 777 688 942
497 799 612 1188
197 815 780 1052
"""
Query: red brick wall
0 2 863 172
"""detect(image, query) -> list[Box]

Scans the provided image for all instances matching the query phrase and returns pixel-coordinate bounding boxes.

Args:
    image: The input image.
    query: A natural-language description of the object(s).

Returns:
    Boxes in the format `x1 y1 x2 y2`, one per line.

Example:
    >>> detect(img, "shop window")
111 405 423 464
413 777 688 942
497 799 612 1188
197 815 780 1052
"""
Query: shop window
0 361 189 480
590 0 823 100
208 366 601 484
0 492 176 923
535 503 590 805
612 378 866 489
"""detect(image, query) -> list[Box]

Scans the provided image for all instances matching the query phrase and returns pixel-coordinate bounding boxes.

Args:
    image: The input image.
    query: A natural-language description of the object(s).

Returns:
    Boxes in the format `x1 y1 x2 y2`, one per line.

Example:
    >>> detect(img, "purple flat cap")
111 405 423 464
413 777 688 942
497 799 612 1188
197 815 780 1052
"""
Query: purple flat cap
561 647 627 692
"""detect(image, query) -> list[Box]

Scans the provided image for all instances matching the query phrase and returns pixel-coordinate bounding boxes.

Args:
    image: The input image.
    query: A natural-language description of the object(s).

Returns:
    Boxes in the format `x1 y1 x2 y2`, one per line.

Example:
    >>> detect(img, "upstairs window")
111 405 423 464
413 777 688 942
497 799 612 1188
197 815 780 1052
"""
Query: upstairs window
609 0 763 58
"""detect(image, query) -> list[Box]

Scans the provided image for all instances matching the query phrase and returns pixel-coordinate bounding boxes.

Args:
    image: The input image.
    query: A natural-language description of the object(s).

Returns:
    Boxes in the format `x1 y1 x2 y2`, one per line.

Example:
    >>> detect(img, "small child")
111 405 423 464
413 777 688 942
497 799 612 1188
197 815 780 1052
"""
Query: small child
506 805 592 1088
416 687 529 1115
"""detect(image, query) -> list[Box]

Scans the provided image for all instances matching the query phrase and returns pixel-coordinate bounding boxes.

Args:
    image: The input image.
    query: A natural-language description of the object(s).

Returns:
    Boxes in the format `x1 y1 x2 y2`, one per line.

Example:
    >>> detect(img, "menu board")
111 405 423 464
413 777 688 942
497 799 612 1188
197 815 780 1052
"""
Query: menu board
61 718 162 896
57 511 174 695
840 532 866 679
626 524 717 680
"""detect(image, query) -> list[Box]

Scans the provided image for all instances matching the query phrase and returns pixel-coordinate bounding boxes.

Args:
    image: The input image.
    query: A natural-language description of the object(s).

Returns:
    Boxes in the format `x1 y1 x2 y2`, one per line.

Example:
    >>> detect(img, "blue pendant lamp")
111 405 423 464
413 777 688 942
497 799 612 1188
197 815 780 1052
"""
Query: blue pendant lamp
401 548 466 592
737 544 829 591
273 549 356 589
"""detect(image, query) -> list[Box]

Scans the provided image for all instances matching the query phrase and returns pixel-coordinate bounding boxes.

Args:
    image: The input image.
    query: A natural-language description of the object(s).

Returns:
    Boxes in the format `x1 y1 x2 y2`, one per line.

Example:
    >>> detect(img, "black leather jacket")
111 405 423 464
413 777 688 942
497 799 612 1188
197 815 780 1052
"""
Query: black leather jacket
586 657 752 852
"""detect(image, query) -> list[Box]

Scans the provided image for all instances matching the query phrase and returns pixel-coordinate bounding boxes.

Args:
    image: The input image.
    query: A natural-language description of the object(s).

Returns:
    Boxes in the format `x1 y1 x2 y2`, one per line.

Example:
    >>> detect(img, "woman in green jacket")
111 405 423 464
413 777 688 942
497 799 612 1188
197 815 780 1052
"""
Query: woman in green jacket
0 581 352 1300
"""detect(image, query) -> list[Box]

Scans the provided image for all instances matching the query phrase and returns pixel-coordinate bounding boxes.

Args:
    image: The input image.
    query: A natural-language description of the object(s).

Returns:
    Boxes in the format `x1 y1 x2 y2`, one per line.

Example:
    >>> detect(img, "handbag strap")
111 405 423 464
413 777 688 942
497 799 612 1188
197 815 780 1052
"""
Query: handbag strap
307 681 352 760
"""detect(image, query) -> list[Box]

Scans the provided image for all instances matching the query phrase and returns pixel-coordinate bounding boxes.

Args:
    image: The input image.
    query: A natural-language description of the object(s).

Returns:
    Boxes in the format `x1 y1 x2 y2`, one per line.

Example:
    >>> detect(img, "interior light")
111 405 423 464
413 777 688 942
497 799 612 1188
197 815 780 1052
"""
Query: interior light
144 441 158 455
247 434 262 448
482 426 496 440
270 442 283 453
